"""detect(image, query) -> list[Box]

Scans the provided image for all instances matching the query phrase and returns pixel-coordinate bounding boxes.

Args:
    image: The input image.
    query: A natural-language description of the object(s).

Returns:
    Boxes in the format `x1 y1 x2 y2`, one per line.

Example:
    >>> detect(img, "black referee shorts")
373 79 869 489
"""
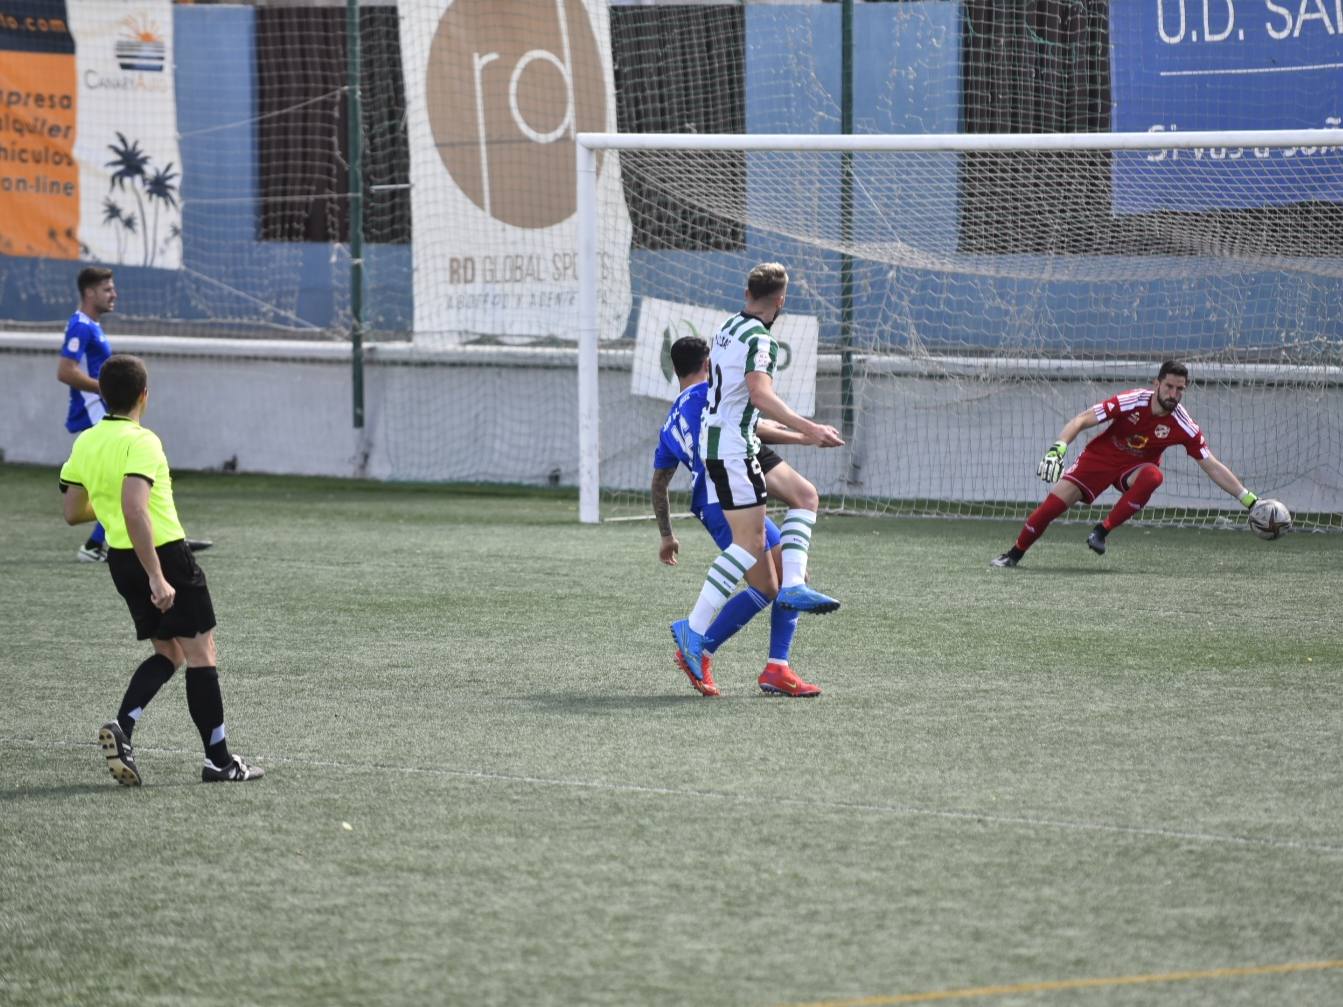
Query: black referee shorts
107 540 217 641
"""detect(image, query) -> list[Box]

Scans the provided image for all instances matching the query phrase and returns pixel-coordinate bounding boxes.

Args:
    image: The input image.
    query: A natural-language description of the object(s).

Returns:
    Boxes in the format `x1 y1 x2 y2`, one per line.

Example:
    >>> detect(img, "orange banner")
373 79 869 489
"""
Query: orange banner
0 50 79 258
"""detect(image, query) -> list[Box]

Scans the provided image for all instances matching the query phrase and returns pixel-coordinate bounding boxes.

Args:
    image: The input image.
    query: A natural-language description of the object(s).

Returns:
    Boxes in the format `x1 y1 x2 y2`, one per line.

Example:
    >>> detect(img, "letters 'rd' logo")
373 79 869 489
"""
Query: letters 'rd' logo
426 0 607 229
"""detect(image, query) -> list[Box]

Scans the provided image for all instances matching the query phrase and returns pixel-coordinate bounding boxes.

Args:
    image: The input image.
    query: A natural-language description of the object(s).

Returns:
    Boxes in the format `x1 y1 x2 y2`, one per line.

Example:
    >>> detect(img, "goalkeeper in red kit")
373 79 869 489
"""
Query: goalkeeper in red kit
992 361 1262 567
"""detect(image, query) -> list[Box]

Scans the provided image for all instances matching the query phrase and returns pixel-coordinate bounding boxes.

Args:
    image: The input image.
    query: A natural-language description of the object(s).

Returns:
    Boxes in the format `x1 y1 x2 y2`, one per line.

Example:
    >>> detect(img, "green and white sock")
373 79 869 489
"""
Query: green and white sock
780 509 816 588
688 543 757 633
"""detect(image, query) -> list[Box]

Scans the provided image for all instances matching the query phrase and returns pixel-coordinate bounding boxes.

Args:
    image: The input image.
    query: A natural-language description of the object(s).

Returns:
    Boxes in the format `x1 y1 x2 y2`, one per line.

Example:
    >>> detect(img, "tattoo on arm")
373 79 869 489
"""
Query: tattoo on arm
651 469 675 538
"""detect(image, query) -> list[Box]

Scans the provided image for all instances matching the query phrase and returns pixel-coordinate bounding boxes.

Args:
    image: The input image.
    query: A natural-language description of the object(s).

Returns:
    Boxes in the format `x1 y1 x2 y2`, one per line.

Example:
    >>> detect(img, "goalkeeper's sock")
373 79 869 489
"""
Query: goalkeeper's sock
1015 494 1070 552
779 509 816 588
768 601 801 663
116 653 177 738
1102 465 1164 531
688 544 757 634
704 587 769 653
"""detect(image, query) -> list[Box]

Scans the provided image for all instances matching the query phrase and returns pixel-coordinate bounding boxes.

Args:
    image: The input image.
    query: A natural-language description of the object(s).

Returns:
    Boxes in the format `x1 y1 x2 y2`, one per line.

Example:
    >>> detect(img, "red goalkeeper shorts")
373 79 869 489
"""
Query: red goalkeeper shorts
1061 453 1155 504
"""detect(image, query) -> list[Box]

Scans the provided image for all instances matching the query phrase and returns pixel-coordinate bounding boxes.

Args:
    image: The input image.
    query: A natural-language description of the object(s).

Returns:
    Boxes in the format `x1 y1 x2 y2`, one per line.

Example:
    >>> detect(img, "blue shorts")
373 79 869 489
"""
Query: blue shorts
698 504 782 552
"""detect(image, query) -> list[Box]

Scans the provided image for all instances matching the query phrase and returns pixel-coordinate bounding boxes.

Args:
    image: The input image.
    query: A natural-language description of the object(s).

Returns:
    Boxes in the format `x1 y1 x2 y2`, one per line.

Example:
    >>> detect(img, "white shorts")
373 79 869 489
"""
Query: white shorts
704 456 767 511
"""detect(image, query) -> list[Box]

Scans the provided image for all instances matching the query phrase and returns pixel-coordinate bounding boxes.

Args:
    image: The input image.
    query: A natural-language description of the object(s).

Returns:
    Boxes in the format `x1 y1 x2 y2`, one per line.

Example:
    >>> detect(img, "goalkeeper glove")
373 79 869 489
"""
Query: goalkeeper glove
1239 490 1258 509
1037 441 1068 483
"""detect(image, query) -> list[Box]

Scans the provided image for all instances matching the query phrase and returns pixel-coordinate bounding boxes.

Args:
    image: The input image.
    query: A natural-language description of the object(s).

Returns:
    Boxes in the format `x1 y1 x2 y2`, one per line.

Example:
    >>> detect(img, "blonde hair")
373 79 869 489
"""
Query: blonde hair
747 262 788 299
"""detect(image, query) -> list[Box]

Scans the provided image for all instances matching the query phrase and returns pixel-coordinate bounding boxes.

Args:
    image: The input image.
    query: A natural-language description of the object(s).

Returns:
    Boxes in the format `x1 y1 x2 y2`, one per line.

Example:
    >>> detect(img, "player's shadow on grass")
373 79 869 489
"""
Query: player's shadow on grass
0 780 197 802
515 692 756 712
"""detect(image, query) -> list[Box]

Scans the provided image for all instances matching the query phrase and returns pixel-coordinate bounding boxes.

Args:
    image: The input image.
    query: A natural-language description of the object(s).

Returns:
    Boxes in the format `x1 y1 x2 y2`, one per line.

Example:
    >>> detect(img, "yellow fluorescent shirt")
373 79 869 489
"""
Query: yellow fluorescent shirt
60 417 186 549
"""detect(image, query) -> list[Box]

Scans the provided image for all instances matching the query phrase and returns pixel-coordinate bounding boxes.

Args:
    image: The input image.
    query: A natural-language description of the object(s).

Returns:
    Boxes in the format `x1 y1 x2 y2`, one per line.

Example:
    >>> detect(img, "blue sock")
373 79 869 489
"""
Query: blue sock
90 522 106 546
704 587 770 653
768 602 800 663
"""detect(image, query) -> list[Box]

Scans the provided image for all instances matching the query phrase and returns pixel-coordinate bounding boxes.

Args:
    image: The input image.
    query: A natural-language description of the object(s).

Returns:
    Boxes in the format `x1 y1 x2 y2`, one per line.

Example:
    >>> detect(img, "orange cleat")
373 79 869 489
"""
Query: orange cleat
674 648 720 697
757 662 821 698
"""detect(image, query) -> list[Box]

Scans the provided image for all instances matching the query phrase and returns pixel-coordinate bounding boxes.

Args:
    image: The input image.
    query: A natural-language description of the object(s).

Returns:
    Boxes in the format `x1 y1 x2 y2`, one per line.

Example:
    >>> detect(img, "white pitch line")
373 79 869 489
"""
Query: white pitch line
4 737 1341 856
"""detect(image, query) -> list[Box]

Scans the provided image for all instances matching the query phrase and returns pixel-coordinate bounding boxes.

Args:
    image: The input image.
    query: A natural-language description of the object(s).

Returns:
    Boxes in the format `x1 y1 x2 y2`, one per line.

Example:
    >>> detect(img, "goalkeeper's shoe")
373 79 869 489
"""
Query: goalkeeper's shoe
670 620 712 693
202 754 265 783
673 646 719 698
1086 524 1109 556
98 721 141 787
758 662 821 698
775 584 841 614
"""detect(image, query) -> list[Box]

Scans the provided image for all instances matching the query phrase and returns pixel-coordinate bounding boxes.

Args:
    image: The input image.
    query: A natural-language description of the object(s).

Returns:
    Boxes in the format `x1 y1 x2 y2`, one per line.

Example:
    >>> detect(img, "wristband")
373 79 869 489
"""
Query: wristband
1239 490 1258 509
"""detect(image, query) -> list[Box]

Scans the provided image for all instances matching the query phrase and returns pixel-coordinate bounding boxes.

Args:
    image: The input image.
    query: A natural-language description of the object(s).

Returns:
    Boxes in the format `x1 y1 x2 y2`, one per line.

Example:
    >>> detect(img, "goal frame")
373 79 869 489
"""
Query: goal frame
575 127 1343 524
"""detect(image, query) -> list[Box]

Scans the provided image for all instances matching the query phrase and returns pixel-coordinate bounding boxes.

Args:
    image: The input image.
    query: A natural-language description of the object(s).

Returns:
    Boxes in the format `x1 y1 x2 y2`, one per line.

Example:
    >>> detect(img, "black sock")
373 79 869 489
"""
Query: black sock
185 666 231 766
1092 522 1109 538
84 536 102 550
117 654 177 737
1007 546 1024 561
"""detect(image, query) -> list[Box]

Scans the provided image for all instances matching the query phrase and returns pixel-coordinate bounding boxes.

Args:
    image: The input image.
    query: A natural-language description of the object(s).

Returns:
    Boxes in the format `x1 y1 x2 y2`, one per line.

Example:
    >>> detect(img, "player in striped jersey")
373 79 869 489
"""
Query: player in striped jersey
670 263 845 697
653 335 841 697
992 361 1262 567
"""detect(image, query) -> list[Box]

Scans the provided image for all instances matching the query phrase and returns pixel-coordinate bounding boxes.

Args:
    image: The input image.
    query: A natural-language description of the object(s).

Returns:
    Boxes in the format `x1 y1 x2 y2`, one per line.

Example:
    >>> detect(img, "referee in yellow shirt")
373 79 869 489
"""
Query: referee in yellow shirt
60 354 262 785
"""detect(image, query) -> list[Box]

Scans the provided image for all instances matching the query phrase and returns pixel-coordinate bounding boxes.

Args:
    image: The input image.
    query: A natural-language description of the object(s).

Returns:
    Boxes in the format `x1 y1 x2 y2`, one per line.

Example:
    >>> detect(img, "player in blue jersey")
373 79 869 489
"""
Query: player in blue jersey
57 267 212 562
57 268 117 562
652 334 838 697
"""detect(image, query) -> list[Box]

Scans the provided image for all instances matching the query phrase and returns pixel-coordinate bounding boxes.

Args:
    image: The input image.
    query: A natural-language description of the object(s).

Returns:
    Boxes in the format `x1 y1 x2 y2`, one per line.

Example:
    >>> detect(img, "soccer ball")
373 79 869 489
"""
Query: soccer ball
1248 498 1292 540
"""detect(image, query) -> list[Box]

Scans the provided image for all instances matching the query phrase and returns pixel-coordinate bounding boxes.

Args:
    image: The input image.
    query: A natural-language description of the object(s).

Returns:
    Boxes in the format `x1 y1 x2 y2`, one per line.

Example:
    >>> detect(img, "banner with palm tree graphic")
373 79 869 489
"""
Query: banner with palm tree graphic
0 0 181 267
71 0 182 269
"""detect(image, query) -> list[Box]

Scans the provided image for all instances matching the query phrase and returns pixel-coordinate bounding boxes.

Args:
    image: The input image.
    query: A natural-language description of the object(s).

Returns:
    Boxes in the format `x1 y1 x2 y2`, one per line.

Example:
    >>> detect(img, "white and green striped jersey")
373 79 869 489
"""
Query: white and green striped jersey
700 312 778 461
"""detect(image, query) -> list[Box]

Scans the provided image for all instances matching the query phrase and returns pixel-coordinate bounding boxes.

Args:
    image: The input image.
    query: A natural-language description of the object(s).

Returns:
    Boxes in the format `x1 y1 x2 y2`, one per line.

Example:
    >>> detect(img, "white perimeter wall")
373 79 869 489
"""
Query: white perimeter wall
3 334 1339 516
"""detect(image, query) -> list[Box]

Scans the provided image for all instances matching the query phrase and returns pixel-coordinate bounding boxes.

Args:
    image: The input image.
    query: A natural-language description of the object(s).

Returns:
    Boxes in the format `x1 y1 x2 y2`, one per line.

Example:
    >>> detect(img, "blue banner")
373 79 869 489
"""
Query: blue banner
1110 0 1343 213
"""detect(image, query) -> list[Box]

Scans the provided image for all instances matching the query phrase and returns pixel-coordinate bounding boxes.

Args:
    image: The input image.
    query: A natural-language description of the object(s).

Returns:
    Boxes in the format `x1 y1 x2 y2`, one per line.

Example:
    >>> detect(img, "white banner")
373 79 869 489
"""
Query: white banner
71 0 182 269
632 296 819 418
400 0 632 346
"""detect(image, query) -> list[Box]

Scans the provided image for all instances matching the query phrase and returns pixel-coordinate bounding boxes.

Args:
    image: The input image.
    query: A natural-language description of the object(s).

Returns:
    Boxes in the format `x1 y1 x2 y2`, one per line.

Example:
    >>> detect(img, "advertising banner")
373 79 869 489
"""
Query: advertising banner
632 296 819 418
400 0 632 345
1110 0 1343 214
0 0 182 266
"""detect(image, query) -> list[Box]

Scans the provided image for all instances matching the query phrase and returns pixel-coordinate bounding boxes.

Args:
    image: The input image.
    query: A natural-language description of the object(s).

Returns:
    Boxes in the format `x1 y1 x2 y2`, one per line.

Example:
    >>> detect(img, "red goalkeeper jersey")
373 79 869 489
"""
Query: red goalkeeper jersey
1080 388 1210 468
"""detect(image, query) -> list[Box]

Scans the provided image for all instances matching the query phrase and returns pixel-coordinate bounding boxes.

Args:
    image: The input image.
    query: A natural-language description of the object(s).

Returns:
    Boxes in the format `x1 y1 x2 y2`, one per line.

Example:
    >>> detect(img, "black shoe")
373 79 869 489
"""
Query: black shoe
186 538 214 553
991 547 1023 568
77 544 108 563
98 722 141 787
202 755 264 782
1086 525 1108 555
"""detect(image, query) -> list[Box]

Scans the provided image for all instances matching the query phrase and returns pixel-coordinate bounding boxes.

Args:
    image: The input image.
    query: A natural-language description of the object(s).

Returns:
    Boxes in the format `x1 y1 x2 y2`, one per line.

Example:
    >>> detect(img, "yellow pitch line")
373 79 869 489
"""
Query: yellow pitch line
780 959 1343 1007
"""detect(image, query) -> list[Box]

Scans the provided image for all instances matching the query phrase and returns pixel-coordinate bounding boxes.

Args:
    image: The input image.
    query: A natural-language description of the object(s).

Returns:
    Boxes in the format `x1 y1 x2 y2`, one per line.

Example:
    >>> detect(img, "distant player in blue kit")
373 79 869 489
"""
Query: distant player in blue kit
57 268 117 562
651 333 840 697
57 267 212 562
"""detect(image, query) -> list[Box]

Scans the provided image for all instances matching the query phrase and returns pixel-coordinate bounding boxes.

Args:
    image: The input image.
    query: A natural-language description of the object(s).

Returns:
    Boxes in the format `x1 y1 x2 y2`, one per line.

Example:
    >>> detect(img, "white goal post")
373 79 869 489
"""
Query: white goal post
576 128 1343 527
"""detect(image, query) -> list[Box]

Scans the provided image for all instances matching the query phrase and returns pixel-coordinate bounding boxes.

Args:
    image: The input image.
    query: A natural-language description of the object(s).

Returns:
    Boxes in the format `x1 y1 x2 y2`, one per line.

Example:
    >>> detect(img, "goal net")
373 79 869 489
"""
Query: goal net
577 129 1343 530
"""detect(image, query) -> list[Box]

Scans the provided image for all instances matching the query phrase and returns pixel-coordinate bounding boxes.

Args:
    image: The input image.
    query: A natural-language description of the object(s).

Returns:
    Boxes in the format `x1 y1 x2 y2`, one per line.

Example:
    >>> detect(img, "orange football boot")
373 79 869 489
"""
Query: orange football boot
757 662 821 697
674 648 719 697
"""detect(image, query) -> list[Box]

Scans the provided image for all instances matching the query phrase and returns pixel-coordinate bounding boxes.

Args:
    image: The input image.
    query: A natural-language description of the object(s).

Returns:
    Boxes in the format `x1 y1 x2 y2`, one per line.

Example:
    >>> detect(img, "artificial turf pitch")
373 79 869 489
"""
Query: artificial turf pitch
1 463 1340 1006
